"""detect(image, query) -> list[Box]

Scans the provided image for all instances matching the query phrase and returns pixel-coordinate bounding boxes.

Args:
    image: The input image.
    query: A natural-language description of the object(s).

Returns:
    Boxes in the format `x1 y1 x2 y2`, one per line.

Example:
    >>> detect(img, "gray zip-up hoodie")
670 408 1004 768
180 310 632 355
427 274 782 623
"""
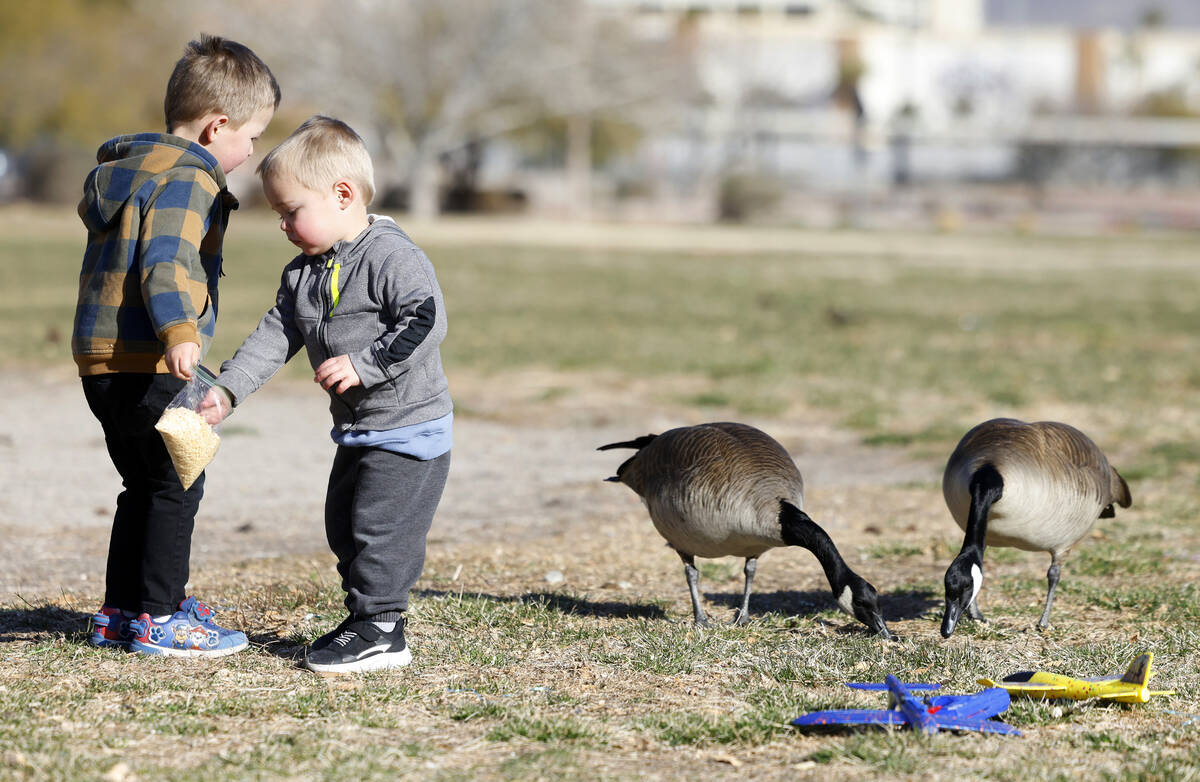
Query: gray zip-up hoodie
216 216 452 432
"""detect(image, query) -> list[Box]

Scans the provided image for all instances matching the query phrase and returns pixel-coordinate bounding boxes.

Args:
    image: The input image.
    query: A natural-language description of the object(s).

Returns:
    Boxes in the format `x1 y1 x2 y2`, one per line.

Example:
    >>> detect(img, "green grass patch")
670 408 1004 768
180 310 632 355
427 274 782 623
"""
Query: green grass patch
13 211 1200 426
8 214 1200 779
865 541 926 560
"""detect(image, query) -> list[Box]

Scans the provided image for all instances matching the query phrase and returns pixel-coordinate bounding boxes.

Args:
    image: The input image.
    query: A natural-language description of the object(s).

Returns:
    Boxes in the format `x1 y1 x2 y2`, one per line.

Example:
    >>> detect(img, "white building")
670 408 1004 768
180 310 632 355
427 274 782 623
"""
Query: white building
571 0 1200 221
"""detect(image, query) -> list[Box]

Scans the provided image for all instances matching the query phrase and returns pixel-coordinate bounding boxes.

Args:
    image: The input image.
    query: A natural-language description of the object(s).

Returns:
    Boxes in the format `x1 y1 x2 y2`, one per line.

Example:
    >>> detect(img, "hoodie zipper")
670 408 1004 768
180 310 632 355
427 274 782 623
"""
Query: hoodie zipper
316 252 356 425
316 255 334 354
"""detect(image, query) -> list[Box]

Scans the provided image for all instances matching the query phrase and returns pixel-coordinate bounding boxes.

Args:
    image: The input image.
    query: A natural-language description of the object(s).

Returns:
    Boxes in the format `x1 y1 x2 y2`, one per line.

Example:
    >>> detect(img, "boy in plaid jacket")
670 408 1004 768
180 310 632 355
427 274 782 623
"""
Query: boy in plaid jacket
73 34 278 657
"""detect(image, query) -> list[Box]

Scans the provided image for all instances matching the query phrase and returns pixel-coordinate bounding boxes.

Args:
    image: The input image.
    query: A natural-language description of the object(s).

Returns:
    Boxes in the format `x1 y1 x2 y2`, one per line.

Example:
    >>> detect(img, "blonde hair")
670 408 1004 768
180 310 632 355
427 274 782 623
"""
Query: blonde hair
257 116 376 205
165 34 280 130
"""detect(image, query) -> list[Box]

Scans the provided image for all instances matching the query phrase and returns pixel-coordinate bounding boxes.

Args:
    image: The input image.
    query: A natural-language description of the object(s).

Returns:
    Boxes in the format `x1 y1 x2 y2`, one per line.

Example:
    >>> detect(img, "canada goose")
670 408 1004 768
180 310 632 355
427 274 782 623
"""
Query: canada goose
940 418 1131 638
599 422 891 637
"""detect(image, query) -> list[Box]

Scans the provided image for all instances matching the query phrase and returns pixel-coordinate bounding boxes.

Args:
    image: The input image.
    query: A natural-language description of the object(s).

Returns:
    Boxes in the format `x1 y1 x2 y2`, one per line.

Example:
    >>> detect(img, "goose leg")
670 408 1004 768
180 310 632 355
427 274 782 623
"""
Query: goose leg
1038 558 1062 630
681 554 710 626
733 557 757 625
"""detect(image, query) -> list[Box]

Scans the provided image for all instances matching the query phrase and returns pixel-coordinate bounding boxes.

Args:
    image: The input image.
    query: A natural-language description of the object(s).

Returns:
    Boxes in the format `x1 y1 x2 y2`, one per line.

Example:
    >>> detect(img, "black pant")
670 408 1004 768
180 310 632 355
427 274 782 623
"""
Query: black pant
325 447 450 617
82 373 202 615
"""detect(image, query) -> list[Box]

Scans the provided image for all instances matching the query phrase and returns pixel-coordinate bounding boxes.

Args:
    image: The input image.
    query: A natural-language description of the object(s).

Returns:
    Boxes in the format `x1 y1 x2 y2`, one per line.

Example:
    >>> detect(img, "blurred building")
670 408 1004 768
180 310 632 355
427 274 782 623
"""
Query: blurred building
531 0 1200 227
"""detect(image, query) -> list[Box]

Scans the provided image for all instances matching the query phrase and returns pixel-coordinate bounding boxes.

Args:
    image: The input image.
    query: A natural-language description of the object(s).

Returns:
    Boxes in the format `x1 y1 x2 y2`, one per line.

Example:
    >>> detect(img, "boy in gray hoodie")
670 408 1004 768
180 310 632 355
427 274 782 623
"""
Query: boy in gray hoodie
204 116 452 673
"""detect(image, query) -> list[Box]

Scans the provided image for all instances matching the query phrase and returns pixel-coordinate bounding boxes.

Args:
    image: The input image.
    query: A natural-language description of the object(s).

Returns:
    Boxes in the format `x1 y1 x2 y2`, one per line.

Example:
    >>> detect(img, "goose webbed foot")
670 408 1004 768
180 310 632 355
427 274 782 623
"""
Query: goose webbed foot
730 610 752 626
967 599 987 623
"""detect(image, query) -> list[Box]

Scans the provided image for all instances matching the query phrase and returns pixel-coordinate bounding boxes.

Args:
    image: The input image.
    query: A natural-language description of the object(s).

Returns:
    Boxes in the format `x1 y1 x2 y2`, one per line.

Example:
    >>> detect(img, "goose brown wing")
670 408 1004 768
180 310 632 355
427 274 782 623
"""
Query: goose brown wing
705 422 804 488
1036 421 1126 510
945 418 1029 475
947 419 1129 513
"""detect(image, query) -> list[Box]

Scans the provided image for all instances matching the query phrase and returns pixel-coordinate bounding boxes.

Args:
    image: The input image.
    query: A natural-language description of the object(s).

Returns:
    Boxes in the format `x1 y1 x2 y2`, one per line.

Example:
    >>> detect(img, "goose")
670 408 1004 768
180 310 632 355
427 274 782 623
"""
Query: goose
940 418 1131 638
599 422 891 637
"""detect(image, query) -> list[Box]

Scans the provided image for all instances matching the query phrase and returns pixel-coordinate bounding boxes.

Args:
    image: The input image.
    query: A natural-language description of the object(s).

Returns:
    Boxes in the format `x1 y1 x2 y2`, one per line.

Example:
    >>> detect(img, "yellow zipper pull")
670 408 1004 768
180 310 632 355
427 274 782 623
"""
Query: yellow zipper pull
326 258 341 316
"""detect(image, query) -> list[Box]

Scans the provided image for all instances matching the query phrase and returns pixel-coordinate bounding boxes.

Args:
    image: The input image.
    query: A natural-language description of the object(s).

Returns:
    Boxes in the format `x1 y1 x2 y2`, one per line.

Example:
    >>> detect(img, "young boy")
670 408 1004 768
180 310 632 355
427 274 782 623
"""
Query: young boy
204 116 453 673
74 34 279 656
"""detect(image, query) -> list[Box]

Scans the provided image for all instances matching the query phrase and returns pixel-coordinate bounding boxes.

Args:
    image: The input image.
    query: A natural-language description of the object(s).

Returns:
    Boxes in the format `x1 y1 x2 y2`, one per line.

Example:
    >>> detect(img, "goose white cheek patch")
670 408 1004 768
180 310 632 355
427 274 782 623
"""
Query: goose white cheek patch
837 586 854 616
970 563 983 605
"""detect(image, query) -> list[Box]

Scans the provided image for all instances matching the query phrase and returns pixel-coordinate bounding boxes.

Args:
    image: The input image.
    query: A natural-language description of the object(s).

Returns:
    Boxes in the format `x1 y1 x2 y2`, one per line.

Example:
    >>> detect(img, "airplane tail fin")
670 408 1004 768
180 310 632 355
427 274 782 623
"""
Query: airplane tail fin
1114 652 1175 702
1119 653 1153 686
885 675 937 734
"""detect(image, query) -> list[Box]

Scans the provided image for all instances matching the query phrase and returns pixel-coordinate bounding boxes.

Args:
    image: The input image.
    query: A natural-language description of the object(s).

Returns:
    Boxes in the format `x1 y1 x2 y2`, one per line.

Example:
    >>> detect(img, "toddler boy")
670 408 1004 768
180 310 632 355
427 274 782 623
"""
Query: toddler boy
206 116 453 673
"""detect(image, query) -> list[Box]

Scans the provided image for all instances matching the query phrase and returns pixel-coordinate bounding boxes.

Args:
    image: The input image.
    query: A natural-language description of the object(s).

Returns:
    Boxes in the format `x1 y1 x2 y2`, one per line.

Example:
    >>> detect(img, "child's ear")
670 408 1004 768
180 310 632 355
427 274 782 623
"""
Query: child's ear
333 180 355 209
201 115 230 145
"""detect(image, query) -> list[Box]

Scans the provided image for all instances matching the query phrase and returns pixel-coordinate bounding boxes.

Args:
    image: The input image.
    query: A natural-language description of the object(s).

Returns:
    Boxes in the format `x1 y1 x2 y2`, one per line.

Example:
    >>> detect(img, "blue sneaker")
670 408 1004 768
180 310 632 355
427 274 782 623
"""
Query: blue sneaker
129 597 249 657
89 606 136 648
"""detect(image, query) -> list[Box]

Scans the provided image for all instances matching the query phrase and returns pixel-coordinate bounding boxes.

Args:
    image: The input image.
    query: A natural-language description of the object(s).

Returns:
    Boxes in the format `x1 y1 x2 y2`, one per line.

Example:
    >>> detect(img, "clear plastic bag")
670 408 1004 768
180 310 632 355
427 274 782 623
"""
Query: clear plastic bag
154 365 229 490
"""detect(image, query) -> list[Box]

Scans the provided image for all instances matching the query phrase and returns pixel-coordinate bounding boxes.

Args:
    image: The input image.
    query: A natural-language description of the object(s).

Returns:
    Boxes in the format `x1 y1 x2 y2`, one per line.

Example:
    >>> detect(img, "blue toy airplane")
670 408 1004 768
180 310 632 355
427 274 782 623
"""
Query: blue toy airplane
792 675 1021 736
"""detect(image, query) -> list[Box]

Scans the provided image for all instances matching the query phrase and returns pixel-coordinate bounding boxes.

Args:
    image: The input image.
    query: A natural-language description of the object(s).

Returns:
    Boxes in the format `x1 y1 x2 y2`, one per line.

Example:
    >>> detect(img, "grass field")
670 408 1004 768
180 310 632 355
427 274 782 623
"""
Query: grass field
3 206 1200 780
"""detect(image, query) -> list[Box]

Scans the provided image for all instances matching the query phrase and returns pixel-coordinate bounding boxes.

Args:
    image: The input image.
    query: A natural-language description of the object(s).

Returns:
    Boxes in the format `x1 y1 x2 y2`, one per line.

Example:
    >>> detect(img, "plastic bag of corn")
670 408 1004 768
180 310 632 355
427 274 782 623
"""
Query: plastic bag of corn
154 365 228 490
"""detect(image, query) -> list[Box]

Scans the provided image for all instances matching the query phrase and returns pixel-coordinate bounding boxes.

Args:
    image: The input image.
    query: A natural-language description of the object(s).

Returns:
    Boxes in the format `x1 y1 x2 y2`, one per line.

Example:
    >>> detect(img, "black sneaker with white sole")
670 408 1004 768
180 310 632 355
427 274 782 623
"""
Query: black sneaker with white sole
307 614 357 654
303 618 412 673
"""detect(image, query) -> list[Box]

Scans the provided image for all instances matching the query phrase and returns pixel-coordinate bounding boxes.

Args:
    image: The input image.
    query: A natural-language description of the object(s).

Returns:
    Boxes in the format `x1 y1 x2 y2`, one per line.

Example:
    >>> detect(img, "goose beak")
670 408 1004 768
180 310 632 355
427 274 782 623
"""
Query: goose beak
940 601 961 638
861 611 893 640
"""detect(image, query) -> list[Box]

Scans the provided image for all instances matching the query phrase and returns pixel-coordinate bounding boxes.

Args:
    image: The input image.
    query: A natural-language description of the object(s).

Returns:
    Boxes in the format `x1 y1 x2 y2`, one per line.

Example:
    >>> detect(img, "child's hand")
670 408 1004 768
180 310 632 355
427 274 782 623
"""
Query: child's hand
315 355 362 394
199 387 233 425
165 342 200 380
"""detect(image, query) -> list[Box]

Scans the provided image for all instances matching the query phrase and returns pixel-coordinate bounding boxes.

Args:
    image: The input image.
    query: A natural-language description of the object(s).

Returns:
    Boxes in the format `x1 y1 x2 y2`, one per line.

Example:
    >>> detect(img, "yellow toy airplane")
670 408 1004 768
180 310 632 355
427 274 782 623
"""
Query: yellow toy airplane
978 652 1174 704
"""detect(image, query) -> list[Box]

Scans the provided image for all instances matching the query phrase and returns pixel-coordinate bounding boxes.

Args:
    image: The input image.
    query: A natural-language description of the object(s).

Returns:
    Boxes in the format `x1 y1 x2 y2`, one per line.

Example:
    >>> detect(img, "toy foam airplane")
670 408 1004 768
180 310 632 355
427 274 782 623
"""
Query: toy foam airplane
792 675 1021 736
978 652 1174 704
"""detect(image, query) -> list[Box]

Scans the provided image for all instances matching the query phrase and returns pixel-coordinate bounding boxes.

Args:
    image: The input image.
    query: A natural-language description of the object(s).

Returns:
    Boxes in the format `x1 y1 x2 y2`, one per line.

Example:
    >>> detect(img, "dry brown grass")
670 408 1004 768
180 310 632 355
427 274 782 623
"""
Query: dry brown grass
4 208 1200 779
5 489 1199 780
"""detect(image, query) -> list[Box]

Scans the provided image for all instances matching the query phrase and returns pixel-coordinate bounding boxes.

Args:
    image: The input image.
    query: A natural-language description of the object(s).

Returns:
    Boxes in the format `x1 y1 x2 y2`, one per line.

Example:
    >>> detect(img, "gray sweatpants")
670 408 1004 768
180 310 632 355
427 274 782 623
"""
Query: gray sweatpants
324 446 451 617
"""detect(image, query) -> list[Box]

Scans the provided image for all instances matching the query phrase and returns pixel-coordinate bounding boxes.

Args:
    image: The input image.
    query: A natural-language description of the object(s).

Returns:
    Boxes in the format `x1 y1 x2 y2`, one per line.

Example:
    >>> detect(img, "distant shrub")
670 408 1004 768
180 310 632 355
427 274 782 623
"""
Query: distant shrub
716 172 784 223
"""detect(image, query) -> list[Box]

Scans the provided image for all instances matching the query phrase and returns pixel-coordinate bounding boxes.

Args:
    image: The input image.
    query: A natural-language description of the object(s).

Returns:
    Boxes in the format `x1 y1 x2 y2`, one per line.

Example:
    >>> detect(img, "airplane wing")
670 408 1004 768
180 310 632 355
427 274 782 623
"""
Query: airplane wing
1096 685 1147 704
930 688 1011 721
795 678 1023 735
791 709 907 729
978 678 1069 698
930 715 1022 736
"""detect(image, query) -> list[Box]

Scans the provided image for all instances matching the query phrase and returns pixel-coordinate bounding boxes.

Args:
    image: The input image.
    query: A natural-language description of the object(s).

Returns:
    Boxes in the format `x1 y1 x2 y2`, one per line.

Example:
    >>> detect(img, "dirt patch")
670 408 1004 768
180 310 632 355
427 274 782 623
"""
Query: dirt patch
0 364 942 602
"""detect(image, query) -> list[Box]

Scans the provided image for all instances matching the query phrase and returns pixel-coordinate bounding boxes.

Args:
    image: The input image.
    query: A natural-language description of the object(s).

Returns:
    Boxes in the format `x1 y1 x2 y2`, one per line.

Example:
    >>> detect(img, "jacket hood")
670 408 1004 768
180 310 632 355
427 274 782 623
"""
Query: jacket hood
313 215 415 267
78 133 228 233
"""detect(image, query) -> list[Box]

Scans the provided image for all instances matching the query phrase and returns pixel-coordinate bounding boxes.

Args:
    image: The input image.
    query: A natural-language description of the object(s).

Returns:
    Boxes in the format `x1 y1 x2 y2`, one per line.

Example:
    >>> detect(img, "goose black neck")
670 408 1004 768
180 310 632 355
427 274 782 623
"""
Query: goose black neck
960 463 1003 558
779 500 851 591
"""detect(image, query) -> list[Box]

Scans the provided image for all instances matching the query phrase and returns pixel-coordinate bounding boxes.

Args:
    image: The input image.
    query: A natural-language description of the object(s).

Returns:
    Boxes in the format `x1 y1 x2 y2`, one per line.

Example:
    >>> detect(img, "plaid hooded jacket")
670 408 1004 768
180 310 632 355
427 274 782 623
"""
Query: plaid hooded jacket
72 133 239 375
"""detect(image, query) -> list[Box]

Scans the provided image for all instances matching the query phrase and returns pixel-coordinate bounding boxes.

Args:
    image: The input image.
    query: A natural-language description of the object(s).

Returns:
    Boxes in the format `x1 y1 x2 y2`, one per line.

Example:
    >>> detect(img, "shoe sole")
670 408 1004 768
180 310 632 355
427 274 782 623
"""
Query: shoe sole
130 639 249 658
304 647 412 674
88 635 130 649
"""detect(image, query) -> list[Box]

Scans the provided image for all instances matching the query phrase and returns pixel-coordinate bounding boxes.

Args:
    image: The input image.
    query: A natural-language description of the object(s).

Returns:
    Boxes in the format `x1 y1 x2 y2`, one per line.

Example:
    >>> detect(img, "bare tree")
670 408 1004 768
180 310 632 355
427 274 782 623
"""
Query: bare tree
213 0 695 218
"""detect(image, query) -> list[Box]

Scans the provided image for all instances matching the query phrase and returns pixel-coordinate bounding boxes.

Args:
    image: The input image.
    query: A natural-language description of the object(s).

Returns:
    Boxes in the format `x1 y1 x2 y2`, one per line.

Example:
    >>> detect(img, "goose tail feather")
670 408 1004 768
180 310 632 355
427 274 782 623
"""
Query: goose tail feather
597 434 658 452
